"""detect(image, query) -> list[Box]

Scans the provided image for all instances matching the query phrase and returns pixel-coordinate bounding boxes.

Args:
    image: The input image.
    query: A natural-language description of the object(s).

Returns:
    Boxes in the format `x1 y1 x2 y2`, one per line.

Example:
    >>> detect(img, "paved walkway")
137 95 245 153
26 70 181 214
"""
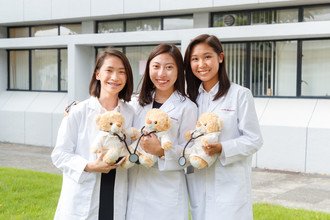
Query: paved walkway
1 142 330 214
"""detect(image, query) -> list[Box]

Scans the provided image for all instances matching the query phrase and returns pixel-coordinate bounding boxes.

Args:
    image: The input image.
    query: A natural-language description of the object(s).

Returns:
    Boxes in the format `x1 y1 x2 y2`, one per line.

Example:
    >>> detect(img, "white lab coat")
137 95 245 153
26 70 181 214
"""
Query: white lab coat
126 91 197 220
187 83 263 220
51 96 135 220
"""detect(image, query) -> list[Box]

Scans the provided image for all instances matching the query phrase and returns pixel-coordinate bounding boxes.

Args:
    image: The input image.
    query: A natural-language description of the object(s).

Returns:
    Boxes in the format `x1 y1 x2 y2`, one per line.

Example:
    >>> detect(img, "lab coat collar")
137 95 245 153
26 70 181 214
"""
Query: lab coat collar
198 82 226 113
158 91 181 113
88 96 123 113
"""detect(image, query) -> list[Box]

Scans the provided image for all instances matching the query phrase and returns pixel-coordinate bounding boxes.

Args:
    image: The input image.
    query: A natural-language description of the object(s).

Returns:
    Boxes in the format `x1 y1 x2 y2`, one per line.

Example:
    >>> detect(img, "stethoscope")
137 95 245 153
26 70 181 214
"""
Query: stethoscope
114 126 156 164
178 130 204 166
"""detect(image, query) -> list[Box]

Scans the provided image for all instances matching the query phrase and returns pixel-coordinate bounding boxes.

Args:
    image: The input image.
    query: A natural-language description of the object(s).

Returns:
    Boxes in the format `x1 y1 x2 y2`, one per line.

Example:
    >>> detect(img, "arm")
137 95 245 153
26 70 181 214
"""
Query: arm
219 89 263 166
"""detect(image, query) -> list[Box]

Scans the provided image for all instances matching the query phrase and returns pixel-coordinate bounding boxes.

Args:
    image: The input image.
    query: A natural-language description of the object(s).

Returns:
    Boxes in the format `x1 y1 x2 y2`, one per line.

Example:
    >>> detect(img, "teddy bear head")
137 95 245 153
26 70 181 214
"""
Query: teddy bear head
145 108 171 132
196 112 222 134
95 111 125 133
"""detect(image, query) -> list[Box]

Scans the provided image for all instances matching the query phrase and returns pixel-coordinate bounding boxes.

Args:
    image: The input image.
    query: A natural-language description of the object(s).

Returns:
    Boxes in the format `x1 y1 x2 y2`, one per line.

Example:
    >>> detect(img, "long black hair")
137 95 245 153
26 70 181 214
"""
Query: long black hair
138 44 186 106
184 34 230 104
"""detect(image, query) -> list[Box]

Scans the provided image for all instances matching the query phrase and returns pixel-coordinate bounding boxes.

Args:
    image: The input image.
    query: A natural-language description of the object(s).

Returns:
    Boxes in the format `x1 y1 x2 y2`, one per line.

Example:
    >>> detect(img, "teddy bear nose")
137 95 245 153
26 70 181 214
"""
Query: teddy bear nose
146 119 152 124
116 123 121 127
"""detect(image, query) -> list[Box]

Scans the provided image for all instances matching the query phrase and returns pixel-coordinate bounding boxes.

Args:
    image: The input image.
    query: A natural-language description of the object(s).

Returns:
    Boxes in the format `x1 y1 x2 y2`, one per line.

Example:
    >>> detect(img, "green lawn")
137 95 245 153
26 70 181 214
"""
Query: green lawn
1 167 330 220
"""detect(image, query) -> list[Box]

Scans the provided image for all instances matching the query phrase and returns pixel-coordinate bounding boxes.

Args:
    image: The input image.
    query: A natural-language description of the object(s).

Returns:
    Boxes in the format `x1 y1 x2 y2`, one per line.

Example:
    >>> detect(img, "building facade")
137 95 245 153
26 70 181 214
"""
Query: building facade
0 0 329 175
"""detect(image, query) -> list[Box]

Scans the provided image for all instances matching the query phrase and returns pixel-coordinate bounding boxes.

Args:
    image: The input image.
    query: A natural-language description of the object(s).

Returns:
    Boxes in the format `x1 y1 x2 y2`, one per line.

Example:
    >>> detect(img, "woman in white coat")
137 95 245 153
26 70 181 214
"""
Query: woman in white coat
183 34 263 220
126 44 197 220
51 48 135 220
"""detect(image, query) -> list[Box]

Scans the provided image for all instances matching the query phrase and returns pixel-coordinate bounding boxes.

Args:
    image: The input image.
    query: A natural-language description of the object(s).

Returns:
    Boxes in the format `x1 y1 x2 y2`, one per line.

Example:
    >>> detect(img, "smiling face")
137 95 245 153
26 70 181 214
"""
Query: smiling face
96 55 127 97
149 53 178 94
190 42 224 91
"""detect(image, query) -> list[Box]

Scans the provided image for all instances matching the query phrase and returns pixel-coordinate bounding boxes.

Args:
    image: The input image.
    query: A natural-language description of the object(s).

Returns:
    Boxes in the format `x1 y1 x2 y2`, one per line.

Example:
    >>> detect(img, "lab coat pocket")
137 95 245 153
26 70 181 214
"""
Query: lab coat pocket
214 164 248 205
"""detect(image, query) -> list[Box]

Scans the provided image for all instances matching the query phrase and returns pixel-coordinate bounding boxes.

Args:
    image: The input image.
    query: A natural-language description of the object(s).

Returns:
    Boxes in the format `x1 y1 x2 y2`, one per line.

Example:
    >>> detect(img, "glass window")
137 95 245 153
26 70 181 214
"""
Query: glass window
31 25 58 37
274 41 297 96
125 46 155 92
276 8 299 23
60 49 68 91
98 21 124 33
9 27 29 38
301 39 330 96
252 10 275 25
9 50 29 90
213 12 249 27
126 18 161 32
60 24 81 35
163 16 193 30
31 49 58 91
223 43 247 86
250 42 275 96
304 5 330 22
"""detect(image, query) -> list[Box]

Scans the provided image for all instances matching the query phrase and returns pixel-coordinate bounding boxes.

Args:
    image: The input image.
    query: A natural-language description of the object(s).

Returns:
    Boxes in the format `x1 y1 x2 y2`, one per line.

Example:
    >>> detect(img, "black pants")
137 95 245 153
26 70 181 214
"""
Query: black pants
99 169 116 220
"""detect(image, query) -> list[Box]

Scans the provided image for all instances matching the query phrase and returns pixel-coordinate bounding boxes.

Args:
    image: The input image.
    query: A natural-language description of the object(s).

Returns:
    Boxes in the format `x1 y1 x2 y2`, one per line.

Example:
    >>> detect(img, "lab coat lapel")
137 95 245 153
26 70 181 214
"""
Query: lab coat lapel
159 91 177 114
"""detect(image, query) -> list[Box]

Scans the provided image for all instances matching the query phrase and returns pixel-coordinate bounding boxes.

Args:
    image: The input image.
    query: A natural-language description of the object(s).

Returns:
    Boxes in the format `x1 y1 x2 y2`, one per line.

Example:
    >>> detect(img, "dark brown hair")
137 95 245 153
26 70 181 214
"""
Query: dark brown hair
138 44 186 106
89 48 133 102
184 34 230 103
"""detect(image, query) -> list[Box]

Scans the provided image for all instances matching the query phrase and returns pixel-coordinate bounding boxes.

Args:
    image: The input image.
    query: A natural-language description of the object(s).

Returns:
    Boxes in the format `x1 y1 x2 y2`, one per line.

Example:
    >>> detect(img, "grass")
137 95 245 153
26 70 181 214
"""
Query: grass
0 167 61 219
0 167 330 220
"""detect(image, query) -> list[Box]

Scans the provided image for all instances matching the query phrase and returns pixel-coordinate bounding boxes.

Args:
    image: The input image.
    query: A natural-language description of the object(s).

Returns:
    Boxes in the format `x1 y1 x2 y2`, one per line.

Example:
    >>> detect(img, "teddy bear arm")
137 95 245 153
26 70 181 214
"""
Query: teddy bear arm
160 134 172 150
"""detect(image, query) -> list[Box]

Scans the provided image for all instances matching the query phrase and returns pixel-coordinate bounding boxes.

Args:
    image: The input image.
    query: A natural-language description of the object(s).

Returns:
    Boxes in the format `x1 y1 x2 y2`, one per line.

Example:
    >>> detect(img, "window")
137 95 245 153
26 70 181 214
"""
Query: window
301 39 330 96
9 50 29 89
126 18 161 32
163 16 193 30
60 24 81 35
304 5 330 22
31 25 58 37
8 49 68 92
251 9 298 25
97 15 193 33
8 23 81 38
223 40 299 97
213 12 249 27
98 21 124 33
9 27 29 38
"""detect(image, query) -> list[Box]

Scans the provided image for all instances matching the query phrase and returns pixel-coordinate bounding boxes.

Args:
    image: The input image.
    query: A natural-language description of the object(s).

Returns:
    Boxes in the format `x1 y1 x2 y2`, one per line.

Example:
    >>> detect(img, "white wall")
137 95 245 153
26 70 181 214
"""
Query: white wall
0 91 67 147
254 98 330 175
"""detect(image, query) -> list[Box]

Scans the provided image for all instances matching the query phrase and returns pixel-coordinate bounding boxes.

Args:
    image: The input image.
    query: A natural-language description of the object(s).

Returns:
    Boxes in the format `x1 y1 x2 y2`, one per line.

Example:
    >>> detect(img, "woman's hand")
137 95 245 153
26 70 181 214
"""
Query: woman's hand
203 143 222 156
84 152 121 173
140 133 164 157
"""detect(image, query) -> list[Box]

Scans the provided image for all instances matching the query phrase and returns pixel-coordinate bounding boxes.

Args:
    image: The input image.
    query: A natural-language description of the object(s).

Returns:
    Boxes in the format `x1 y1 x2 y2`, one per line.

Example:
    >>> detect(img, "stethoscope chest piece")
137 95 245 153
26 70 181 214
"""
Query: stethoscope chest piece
129 153 139 163
178 156 186 166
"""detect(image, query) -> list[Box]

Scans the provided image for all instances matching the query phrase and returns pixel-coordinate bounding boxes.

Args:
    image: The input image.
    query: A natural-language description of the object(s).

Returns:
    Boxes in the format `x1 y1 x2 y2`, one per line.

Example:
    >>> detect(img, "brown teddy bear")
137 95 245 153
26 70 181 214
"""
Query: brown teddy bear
185 112 223 169
129 108 173 168
91 110 138 168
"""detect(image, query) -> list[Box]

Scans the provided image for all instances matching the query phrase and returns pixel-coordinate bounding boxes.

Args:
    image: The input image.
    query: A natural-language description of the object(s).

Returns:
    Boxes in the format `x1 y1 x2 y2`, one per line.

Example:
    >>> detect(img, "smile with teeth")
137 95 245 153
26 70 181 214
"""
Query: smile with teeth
156 79 169 85
198 69 209 75
107 82 121 87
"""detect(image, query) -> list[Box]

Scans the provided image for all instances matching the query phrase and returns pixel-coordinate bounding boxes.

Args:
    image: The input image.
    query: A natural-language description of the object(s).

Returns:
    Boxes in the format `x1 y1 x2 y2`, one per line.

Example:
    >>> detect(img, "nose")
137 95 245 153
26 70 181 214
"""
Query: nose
110 72 119 81
116 122 121 128
146 119 152 124
157 67 166 77
198 59 205 67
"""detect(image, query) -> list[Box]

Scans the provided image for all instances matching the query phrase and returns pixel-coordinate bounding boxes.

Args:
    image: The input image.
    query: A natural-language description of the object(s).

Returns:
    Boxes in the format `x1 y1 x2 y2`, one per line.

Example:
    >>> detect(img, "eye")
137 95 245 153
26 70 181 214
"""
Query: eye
204 123 207 126
166 65 174 70
154 121 157 124
110 122 113 125
191 57 198 62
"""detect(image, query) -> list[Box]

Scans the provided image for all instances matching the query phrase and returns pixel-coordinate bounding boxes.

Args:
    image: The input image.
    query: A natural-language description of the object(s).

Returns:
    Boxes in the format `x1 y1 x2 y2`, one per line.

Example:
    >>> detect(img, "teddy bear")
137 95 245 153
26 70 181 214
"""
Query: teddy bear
185 112 223 169
90 110 139 169
129 108 173 168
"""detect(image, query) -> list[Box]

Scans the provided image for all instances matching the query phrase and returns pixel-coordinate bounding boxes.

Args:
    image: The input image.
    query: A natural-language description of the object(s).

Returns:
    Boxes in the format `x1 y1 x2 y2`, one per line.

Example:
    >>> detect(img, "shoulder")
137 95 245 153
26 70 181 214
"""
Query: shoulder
228 83 252 97
120 100 135 116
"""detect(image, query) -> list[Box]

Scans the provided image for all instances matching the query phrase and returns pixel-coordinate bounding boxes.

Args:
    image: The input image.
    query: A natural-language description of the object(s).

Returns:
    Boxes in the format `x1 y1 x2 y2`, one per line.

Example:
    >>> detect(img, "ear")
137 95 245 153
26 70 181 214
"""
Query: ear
218 52 224 64
95 70 100 80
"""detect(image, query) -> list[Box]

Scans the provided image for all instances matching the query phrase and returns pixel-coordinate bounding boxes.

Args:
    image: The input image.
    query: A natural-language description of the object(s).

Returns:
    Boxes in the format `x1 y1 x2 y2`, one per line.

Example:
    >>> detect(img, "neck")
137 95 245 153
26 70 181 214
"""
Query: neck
98 93 119 111
202 80 218 92
154 89 174 103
